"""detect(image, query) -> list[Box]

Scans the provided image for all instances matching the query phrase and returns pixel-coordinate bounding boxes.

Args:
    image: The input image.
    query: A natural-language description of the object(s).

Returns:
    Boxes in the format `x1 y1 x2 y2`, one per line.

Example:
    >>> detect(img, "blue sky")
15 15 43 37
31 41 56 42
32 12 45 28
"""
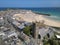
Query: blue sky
0 0 60 7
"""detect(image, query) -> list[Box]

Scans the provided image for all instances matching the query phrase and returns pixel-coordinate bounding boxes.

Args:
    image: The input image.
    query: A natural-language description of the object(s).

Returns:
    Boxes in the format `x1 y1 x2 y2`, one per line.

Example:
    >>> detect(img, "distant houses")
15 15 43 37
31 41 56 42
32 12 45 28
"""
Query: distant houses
0 17 4 26
0 27 19 45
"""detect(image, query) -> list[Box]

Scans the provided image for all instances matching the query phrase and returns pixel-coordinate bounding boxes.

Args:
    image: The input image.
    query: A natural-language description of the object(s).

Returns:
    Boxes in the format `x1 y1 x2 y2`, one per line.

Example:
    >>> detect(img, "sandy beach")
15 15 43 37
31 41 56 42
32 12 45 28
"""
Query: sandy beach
13 13 60 27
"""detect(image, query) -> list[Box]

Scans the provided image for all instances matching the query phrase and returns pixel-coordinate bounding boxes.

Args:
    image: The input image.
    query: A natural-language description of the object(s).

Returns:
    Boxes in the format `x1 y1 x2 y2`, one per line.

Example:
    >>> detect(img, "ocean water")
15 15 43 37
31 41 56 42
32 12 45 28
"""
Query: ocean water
0 7 60 22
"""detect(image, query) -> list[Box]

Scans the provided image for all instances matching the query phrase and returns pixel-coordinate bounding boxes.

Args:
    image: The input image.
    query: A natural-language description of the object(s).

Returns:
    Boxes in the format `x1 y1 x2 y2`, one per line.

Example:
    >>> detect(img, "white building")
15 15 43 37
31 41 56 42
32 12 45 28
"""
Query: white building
36 27 54 40
56 35 60 39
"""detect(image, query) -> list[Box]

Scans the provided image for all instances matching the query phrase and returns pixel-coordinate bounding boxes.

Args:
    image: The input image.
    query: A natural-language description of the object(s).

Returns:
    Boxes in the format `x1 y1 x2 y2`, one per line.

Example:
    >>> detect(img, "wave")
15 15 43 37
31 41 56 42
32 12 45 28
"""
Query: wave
45 15 60 22
49 15 60 18
44 14 60 18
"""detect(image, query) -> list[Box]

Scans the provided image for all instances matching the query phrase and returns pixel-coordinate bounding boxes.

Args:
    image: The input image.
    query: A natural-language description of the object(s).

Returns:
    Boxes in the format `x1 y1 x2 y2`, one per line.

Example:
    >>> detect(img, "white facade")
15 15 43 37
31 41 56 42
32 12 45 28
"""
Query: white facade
56 35 60 39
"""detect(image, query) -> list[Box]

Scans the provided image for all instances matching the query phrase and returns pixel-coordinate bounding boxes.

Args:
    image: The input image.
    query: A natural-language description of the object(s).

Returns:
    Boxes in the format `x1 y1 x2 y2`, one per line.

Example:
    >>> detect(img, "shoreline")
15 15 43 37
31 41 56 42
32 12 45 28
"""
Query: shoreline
43 15 60 22
13 13 60 28
42 16 60 27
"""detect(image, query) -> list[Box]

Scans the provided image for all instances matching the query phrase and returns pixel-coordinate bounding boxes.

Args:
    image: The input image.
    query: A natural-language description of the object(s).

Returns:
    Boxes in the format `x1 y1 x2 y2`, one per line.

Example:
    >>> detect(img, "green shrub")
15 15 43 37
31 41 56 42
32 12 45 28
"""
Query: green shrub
23 26 31 36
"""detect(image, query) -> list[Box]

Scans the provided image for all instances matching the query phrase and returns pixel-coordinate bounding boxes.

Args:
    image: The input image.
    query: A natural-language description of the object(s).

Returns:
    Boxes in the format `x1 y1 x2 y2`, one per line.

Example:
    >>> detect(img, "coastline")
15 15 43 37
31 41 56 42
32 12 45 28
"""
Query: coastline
13 13 60 28
42 16 60 27
44 16 60 22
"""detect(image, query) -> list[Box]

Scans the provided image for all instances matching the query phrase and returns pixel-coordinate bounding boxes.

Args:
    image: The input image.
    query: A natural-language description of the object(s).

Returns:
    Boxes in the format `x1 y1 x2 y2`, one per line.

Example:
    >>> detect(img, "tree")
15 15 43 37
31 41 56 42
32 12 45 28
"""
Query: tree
23 26 31 36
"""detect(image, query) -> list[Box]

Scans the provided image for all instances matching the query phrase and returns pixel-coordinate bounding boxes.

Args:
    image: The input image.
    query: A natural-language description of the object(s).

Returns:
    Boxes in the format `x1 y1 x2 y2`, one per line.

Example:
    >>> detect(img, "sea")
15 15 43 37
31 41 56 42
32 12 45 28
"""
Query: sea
0 7 60 22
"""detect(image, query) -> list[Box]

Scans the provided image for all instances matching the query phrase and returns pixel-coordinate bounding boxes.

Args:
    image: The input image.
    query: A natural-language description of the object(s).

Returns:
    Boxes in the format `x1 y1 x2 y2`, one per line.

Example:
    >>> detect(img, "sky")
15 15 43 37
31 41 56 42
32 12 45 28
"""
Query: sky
0 0 60 7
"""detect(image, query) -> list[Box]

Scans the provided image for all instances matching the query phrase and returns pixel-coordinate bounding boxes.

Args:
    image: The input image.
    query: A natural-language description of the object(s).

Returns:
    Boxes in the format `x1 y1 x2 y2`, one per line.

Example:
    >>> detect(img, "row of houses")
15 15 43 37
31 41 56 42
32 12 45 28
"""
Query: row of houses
6 15 33 44
0 26 19 45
